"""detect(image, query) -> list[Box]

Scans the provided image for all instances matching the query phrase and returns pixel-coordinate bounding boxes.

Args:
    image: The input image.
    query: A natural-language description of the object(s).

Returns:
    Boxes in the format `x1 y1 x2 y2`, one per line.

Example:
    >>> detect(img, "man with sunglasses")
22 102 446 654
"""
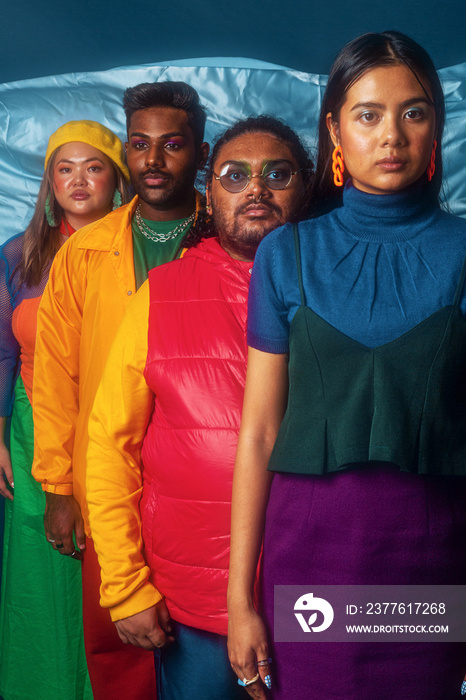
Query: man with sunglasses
86 116 313 700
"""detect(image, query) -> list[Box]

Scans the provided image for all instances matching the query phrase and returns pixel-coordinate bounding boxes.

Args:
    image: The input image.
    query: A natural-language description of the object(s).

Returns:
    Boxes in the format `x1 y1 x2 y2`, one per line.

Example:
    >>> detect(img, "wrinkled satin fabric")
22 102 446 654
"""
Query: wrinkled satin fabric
0 57 465 244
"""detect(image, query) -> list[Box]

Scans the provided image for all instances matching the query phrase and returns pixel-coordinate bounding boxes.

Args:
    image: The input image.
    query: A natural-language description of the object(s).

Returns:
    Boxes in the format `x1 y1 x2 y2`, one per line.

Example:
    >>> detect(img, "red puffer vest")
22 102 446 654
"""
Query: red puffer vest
141 237 252 636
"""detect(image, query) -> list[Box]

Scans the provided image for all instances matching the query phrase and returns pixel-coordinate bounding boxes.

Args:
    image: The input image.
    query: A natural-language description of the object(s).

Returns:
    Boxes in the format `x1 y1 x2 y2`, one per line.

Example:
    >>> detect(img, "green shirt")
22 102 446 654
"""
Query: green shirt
132 215 193 290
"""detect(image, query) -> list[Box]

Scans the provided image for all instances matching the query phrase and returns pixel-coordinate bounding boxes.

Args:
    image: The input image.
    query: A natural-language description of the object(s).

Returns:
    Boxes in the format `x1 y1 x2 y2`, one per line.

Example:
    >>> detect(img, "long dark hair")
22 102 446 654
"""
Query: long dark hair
312 30 445 212
20 149 129 287
183 115 315 248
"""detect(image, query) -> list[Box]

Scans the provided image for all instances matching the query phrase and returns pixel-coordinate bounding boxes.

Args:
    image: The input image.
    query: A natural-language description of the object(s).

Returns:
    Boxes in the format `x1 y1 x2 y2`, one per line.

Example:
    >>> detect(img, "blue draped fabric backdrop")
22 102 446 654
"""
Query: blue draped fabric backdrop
1 56 466 246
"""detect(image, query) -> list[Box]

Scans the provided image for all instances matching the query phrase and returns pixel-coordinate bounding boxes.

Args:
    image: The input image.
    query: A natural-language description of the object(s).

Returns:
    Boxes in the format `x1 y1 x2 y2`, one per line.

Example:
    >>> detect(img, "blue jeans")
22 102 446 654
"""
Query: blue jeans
154 620 245 700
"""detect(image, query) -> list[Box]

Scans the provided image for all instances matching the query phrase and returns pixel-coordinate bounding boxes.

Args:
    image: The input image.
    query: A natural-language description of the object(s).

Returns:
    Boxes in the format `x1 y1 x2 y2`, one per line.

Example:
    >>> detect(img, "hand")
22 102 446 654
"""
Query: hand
228 605 271 698
114 599 175 651
44 492 86 558
0 442 14 500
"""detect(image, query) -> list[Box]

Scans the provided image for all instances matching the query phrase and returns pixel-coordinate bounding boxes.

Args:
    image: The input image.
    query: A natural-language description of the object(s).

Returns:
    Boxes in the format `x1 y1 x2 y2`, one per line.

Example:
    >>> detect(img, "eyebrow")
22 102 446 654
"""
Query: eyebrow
56 157 106 164
350 97 433 112
219 158 295 167
129 131 186 140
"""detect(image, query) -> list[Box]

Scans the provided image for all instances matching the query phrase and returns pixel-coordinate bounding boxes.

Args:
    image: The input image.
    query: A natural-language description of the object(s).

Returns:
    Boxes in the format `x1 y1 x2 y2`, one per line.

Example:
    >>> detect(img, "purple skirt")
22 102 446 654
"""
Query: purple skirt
262 465 466 700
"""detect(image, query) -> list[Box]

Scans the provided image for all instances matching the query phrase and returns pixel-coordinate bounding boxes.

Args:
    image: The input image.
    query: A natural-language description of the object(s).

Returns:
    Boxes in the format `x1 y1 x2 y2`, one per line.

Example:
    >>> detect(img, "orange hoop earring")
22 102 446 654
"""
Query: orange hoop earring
332 145 345 187
426 140 437 181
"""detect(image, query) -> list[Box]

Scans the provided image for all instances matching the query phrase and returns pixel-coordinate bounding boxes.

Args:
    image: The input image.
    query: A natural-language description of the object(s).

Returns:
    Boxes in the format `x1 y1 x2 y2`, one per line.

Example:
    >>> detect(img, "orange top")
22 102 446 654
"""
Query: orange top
11 296 41 404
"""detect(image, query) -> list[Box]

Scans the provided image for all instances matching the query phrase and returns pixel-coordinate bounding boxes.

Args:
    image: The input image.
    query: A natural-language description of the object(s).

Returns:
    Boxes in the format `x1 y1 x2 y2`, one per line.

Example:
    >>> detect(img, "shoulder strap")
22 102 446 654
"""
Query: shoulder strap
453 254 466 307
292 223 306 306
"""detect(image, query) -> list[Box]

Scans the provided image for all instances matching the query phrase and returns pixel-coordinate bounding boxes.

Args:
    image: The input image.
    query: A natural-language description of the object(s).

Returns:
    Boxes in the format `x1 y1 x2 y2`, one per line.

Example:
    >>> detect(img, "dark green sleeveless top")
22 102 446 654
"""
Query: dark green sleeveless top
268 224 466 476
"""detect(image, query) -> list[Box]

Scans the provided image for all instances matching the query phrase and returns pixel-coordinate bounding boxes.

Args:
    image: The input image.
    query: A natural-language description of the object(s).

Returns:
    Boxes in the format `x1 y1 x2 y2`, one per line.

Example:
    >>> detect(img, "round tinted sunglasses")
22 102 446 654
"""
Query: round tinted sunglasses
213 160 303 193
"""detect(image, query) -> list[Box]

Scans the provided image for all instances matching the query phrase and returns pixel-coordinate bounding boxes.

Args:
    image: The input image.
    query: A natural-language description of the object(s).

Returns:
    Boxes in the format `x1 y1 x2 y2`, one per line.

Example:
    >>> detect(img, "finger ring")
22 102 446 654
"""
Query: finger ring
56 543 64 549
238 673 260 687
47 539 55 543
257 658 272 667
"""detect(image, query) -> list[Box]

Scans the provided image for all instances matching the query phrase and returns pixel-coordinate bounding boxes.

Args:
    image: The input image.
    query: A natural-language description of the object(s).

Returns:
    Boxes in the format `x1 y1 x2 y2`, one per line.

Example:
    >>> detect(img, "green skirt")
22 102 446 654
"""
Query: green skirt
0 376 93 699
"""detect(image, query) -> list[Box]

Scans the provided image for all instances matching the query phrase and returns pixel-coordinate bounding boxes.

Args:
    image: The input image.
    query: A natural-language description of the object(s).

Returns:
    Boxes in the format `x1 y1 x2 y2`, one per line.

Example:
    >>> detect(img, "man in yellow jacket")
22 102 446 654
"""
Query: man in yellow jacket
32 80 209 700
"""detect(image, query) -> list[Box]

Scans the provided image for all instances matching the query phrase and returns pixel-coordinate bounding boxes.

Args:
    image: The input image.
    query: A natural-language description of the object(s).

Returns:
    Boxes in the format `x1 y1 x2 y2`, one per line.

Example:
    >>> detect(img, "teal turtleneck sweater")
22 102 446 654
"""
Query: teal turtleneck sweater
248 180 466 352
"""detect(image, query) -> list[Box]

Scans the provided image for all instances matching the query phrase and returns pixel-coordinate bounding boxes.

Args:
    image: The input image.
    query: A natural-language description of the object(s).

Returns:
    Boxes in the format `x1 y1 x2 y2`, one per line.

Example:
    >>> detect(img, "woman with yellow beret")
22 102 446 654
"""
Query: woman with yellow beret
0 120 129 700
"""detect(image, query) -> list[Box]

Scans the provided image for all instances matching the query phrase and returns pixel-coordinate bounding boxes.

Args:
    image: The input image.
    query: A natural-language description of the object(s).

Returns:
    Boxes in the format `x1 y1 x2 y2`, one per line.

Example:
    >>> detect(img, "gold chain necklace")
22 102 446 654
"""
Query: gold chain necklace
134 204 195 243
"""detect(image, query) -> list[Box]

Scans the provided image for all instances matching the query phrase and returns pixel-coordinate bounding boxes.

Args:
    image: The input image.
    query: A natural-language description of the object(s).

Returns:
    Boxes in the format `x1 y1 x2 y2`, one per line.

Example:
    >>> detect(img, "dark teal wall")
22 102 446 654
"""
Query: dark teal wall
2 0 466 83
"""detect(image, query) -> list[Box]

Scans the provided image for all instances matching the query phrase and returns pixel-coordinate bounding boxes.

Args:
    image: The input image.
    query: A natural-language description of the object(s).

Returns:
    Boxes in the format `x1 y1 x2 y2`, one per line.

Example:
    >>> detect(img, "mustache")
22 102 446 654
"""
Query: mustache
139 169 171 179
235 200 282 217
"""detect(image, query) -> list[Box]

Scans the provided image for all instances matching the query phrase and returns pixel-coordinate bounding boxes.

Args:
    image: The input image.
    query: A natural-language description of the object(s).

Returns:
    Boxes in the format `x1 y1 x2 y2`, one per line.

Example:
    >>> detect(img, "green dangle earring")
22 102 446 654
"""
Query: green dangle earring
112 189 122 210
45 195 58 227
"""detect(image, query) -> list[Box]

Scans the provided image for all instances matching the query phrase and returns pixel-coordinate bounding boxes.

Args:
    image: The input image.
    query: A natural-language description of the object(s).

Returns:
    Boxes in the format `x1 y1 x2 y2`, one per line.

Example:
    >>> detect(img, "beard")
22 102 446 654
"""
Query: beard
213 200 286 260
131 164 198 212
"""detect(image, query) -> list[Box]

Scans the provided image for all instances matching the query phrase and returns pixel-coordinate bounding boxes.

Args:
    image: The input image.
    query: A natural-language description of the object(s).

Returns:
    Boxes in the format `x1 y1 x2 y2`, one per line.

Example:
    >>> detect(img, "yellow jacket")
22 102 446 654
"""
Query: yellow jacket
87 281 162 620
32 193 202 534
32 197 140 534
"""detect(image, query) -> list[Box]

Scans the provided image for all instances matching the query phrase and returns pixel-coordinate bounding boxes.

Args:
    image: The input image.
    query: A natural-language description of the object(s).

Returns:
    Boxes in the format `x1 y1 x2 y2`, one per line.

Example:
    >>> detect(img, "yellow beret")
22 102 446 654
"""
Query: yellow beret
44 120 129 182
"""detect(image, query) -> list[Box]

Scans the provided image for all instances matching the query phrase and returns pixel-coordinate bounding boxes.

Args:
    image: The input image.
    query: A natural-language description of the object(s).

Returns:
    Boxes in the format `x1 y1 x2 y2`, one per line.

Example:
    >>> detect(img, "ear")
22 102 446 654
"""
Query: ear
124 142 129 153
198 142 210 169
326 112 340 148
205 180 212 212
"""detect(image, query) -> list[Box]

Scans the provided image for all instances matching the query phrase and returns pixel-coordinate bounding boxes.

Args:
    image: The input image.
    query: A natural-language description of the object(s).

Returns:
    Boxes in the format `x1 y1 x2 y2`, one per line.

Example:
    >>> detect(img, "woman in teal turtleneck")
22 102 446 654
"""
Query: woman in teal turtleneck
228 31 466 700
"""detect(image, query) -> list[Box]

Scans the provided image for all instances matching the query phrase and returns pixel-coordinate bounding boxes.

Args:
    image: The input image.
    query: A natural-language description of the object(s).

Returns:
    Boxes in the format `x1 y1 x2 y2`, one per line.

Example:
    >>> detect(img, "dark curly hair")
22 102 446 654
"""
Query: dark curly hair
185 194 213 245
183 115 314 248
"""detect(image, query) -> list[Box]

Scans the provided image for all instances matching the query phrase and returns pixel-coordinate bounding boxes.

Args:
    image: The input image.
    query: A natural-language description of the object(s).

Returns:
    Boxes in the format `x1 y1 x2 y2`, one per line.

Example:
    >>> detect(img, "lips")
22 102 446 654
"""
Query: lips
241 203 276 217
376 156 407 170
142 170 170 187
71 190 90 200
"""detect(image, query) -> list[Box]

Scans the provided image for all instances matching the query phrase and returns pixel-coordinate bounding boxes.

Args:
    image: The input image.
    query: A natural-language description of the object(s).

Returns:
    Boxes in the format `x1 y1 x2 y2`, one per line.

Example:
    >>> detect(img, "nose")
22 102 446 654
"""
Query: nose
145 143 164 167
72 167 87 186
380 114 406 148
247 174 270 198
